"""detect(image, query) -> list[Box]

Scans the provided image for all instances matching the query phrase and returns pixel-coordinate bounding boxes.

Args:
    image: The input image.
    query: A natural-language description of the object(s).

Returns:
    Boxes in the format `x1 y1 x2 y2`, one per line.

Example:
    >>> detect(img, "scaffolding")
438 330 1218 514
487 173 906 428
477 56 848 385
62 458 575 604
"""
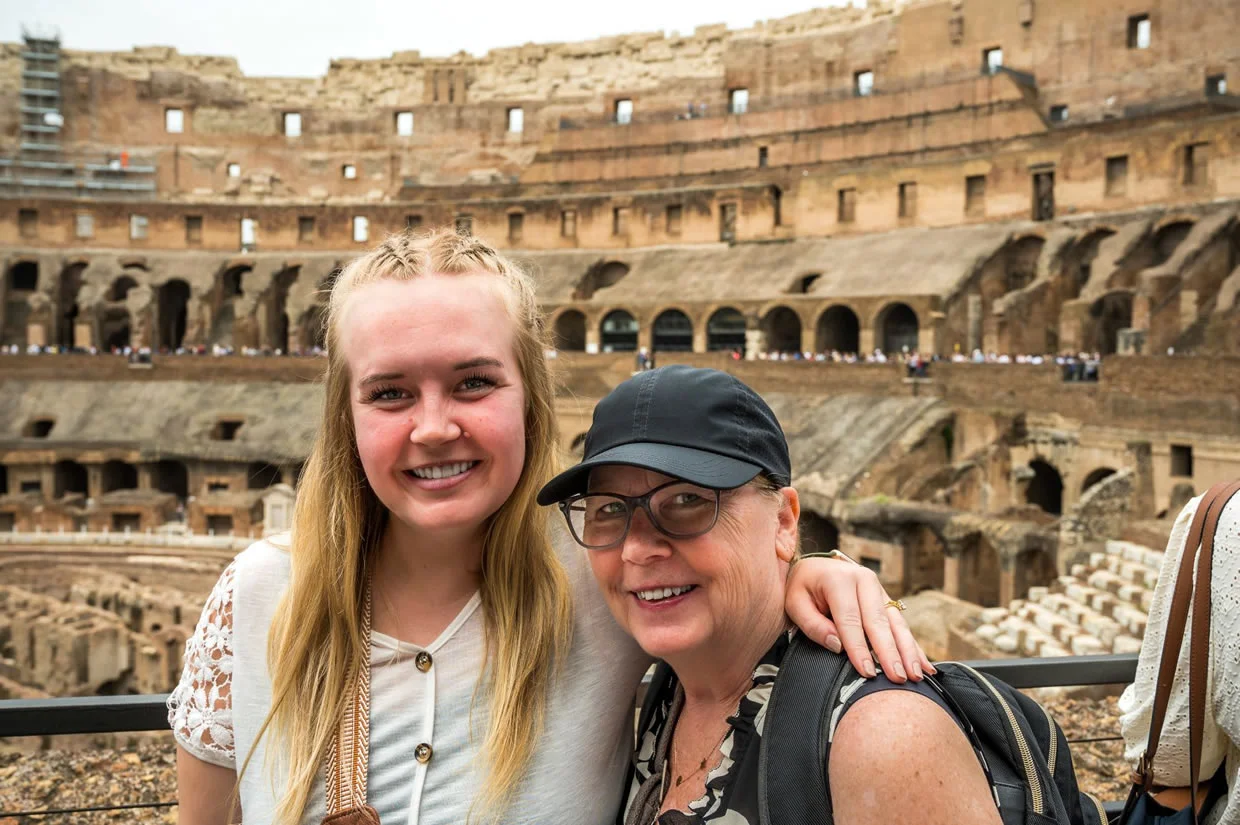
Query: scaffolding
0 28 156 196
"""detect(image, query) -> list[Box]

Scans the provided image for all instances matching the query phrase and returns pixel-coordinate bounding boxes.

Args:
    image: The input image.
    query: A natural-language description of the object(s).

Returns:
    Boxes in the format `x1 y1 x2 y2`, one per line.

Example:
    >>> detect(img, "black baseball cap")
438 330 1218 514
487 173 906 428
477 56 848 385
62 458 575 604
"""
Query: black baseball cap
537 364 792 504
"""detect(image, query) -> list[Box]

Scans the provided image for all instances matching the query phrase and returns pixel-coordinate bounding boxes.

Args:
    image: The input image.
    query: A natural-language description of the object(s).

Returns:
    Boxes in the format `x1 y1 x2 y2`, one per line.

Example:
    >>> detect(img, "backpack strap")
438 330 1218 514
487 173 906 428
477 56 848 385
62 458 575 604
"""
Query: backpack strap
757 632 854 825
616 661 679 825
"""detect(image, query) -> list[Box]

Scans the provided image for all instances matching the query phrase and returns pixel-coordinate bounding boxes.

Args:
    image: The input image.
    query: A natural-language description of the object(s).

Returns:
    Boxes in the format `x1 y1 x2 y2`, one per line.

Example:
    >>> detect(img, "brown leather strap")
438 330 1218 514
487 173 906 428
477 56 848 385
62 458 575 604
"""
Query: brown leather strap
1136 479 1240 823
1186 484 1235 823
325 585 374 817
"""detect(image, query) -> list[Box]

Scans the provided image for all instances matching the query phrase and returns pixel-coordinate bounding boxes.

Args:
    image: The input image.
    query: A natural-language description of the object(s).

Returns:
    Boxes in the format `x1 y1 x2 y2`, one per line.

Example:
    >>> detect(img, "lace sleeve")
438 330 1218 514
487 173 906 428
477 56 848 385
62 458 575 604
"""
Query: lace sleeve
167 560 238 769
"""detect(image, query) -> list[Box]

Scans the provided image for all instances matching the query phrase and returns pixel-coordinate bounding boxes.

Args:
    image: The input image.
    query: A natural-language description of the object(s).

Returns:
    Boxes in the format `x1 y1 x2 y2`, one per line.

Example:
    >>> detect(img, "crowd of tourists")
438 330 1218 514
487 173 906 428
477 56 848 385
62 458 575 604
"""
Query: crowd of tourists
1 343 328 358
154 227 1237 825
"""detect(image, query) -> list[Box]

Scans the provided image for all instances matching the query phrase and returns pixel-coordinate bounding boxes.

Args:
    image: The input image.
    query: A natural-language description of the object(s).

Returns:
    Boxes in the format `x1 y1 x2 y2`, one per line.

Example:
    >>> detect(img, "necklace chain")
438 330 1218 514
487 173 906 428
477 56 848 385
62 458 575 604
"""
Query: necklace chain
671 724 732 788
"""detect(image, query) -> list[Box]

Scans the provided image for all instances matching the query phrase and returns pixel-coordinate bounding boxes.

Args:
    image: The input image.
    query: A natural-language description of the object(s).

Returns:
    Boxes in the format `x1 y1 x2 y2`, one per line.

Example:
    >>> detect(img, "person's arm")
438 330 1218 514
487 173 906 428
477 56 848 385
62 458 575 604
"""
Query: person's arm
177 747 242 825
168 562 241 824
786 555 933 682
829 689 1001 825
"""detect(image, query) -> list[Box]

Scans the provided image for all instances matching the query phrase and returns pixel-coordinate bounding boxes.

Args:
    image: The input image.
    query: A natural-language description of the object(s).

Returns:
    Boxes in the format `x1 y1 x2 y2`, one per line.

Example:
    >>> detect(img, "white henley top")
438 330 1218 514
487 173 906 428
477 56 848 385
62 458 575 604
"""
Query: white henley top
168 530 651 825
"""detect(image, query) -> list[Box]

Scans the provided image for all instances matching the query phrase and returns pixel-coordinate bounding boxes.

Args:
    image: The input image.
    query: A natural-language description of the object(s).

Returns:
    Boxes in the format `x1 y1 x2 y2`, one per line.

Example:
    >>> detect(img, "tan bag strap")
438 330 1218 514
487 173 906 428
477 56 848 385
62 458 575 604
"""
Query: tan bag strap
325 585 373 815
1136 479 1240 822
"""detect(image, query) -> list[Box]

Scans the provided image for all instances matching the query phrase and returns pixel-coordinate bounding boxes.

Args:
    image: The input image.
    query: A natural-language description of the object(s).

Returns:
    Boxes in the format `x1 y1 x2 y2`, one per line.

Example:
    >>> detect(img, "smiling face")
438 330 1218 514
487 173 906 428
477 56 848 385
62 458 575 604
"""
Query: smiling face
339 274 527 544
583 466 798 662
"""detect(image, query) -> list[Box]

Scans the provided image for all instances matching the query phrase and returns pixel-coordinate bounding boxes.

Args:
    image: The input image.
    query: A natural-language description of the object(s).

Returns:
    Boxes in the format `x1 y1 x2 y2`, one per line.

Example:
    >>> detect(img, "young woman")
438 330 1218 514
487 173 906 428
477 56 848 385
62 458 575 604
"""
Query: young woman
169 228 931 825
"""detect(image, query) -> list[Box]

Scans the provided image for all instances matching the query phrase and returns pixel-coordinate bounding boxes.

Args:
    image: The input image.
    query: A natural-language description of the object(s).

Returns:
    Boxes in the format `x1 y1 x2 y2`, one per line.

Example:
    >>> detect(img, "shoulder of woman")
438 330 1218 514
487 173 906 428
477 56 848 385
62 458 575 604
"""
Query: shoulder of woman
227 533 292 590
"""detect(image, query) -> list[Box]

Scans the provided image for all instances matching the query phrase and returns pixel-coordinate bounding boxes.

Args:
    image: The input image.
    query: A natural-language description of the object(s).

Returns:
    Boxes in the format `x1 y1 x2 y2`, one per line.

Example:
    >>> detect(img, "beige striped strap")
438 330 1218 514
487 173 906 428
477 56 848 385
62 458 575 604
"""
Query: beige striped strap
325 585 373 815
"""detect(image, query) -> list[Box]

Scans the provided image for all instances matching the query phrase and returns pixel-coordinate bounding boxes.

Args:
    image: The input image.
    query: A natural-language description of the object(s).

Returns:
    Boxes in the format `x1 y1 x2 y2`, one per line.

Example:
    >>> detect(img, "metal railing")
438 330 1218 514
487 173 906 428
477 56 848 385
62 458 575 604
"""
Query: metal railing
0 654 1139 817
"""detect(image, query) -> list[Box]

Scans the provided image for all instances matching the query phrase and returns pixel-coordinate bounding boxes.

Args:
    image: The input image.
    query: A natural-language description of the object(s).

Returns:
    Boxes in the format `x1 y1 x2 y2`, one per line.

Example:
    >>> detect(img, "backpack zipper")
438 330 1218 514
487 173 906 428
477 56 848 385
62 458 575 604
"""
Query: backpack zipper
1041 703 1059 776
950 663 1046 816
1084 792 1107 825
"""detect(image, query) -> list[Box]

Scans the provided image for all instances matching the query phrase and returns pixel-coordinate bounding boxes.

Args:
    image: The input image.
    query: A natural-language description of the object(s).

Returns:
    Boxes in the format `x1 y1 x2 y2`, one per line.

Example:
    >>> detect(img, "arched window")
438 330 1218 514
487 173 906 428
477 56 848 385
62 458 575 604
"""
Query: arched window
706 308 746 352
815 305 860 354
101 461 139 493
109 276 138 302
1081 467 1117 495
652 309 693 352
600 310 638 352
876 303 919 354
153 460 189 499
158 280 191 350
761 306 801 354
53 460 88 499
553 310 587 351
1026 459 1064 515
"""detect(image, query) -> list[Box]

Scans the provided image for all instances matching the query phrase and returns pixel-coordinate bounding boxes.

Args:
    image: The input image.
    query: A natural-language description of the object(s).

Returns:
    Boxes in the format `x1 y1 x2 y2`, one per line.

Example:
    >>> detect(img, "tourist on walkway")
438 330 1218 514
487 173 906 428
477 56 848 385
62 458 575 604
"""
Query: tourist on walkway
539 365 996 825
168 229 930 825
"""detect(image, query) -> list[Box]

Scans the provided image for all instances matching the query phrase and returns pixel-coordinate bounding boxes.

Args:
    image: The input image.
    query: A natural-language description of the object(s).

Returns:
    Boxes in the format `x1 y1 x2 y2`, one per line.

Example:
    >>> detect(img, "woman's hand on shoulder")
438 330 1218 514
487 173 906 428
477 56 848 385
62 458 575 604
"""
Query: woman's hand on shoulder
785 556 933 682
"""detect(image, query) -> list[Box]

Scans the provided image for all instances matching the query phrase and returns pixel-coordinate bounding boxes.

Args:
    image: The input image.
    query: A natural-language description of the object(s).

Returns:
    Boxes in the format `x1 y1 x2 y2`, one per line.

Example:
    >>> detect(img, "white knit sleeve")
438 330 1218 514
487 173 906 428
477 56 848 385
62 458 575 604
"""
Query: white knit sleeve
1118 494 1236 786
167 560 238 770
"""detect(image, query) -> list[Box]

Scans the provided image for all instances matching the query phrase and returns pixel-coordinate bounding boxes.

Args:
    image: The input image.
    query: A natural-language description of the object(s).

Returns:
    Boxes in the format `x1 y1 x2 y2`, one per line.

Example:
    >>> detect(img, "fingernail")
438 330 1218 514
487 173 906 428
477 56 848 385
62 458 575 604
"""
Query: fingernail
910 663 923 680
927 662 938 674
863 659 876 678
825 635 842 654
893 662 907 681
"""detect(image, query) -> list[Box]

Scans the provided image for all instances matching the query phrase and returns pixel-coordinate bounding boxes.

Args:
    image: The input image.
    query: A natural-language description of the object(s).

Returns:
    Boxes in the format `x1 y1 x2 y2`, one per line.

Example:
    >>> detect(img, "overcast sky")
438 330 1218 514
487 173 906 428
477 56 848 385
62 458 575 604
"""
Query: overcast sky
5 0 859 77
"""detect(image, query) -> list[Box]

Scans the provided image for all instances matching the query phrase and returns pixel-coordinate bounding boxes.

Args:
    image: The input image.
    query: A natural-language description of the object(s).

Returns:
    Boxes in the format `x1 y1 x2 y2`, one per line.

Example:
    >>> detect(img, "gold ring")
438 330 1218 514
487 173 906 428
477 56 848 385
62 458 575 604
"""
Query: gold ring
885 599 907 612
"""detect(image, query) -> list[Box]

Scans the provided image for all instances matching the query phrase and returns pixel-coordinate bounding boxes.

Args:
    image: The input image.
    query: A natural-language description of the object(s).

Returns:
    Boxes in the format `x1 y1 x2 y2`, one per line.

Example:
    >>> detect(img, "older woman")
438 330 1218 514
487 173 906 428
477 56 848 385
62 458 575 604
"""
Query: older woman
539 365 1001 825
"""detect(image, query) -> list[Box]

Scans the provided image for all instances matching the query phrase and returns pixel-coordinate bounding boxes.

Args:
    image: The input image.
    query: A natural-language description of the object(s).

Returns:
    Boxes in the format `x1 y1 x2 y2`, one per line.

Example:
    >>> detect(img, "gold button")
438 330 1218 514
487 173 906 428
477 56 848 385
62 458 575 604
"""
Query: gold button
416 651 432 672
415 743 433 764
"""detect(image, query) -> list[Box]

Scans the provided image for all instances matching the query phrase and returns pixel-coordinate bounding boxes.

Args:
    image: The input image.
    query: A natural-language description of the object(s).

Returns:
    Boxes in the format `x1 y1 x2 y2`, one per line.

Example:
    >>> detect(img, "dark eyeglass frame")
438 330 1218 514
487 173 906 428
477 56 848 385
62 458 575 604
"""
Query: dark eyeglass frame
557 478 726 550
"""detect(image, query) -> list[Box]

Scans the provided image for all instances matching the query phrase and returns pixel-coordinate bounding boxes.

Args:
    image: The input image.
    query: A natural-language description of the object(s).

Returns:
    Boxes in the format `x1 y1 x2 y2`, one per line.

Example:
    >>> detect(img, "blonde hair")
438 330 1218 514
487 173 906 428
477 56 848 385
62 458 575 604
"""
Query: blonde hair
246 228 573 822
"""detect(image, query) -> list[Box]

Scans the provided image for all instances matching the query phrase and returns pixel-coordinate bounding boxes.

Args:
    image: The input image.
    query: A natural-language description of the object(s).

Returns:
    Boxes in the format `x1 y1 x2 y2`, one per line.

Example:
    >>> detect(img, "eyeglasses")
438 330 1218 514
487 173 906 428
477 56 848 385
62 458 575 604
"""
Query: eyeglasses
558 479 724 550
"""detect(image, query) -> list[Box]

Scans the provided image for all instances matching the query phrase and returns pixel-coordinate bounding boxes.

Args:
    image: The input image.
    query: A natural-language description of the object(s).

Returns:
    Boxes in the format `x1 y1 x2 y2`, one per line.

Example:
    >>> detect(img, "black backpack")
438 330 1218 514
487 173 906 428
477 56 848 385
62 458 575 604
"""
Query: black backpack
638 633 1109 825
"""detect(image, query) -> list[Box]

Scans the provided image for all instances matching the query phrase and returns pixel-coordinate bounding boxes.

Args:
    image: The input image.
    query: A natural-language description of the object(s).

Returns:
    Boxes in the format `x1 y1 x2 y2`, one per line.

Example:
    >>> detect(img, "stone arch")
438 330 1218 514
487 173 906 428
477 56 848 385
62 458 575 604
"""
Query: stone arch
1026 458 1064 516
815 305 860 354
109 276 139 303
221 265 248 298
299 304 326 351
7 260 38 292
1013 547 1058 601
1086 290 1133 355
652 308 694 352
4 261 39 346
101 460 138 494
600 309 638 352
153 460 189 499
1000 236 1046 294
56 262 87 349
875 302 919 354
787 273 821 294
799 511 840 555
157 279 191 350
101 310 131 350
761 305 801 354
53 460 88 499
553 309 587 351
574 261 630 300
1148 220 1195 268
706 307 747 352
268 266 299 352
1064 228 1117 300
1081 467 1117 494
246 462 283 490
